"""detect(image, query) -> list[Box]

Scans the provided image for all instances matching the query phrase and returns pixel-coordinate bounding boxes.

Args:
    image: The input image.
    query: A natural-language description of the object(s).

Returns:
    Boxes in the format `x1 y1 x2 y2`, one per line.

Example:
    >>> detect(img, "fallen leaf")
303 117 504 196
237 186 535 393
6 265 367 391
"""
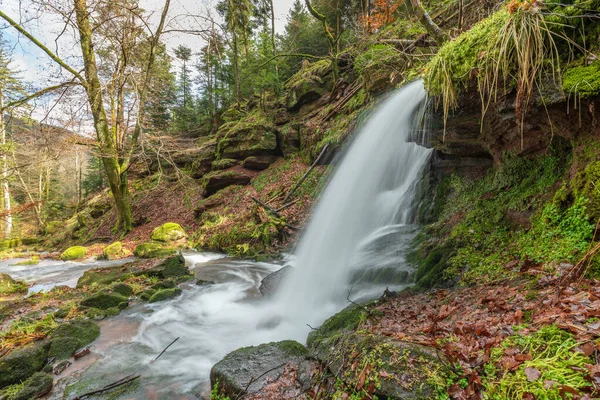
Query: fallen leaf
524 367 541 382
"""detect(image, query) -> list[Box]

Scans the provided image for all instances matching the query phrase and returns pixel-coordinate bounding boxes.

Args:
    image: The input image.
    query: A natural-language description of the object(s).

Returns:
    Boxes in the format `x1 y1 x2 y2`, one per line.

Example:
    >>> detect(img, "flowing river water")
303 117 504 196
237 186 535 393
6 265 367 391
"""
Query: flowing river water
0 81 433 399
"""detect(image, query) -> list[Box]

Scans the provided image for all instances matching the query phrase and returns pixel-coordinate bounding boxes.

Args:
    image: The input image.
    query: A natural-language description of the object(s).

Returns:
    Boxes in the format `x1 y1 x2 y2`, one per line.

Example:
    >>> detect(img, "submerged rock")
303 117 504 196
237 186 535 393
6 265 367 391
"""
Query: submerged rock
0 340 50 389
259 266 293 297
210 340 309 398
60 246 88 261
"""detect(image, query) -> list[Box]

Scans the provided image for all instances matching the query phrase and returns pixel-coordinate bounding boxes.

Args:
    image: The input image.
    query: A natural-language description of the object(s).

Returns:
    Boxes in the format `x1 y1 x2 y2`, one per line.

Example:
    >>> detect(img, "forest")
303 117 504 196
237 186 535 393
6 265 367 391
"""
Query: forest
0 0 599 399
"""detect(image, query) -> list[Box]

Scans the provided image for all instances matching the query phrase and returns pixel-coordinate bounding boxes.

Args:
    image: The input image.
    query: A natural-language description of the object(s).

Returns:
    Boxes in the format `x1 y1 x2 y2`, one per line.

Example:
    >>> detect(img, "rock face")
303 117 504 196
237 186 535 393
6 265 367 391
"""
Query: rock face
242 155 280 171
216 121 278 160
210 340 309 398
60 246 88 261
202 168 253 196
0 340 50 389
259 266 293 297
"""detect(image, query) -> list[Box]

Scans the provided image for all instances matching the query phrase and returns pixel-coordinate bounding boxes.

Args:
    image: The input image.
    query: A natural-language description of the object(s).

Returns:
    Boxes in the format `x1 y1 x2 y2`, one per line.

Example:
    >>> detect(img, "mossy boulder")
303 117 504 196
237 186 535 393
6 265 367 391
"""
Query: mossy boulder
202 169 252 196
76 267 129 288
49 320 100 360
112 283 133 297
151 223 187 243
102 242 130 260
563 60 600 98
211 158 239 170
60 246 88 261
210 340 309 398
242 155 280 171
148 287 182 303
80 293 128 310
0 340 51 389
133 242 176 259
139 289 156 301
0 372 53 400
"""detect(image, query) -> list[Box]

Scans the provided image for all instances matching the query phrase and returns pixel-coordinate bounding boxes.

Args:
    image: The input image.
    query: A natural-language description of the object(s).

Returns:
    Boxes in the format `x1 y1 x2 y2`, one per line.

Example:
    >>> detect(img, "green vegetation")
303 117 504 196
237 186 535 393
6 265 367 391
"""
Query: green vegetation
210 380 231 400
148 287 182 303
101 242 129 260
133 242 176 258
151 223 186 243
483 326 592 398
49 319 100 359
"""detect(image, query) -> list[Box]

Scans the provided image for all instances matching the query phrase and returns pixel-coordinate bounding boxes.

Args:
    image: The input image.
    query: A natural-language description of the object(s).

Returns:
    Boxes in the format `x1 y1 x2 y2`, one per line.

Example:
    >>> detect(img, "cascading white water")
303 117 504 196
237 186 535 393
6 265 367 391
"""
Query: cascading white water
275 80 433 335
42 81 435 399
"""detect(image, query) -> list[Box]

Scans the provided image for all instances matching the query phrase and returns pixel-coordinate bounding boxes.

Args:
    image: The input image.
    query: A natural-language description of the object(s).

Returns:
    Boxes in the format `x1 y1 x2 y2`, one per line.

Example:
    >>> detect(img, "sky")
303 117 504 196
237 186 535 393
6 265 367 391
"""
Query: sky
0 0 297 127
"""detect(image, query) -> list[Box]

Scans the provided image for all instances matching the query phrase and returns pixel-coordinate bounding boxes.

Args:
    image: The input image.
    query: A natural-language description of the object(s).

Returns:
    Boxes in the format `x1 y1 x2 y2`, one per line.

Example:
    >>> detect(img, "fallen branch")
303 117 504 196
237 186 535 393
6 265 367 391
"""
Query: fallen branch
283 144 330 204
321 83 363 123
73 374 141 400
152 336 180 362
234 362 288 400
275 199 301 213
346 287 370 314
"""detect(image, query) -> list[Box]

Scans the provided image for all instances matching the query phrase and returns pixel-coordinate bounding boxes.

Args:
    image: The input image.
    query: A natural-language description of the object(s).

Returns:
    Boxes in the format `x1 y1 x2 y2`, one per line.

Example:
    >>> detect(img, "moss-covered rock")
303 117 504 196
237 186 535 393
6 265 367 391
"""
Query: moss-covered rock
242 155 279 171
211 158 239 170
0 273 16 294
146 255 189 279
563 60 600 98
101 242 130 260
215 110 278 160
76 268 129 288
112 283 133 297
0 340 50 389
148 287 182 303
60 246 88 261
210 340 309 398
133 242 176 259
49 320 100 360
151 223 187 243
285 59 331 111
80 293 128 310
0 372 53 400
139 289 156 301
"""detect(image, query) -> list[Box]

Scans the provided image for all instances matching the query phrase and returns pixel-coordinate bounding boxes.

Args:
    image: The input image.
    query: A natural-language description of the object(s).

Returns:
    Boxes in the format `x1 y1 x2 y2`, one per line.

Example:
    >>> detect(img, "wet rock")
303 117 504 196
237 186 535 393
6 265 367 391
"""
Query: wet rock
0 372 53 400
49 320 100 360
0 340 50 388
148 287 182 303
52 359 71 375
80 293 129 311
259 266 293 298
202 169 252 196
242 156 280 171
112 283 133 297
196 279 215 286
151 223 187 243
73 347 90 360
60 246 88 261
210 340 309 398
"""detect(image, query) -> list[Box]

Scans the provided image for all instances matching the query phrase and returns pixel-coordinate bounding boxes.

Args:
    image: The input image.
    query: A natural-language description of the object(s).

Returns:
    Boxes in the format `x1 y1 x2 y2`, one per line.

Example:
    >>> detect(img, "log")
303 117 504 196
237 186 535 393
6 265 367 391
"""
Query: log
252 197 299 231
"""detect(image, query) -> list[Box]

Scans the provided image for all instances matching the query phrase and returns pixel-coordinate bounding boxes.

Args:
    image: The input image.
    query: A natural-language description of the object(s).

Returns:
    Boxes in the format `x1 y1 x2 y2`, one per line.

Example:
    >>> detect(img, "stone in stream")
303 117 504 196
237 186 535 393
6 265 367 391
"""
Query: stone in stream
259 266 293 298
209 340 309 398
80 293 129 311
73 347 91 360
148 287 182 303
0 340 51 389
52 359 71 375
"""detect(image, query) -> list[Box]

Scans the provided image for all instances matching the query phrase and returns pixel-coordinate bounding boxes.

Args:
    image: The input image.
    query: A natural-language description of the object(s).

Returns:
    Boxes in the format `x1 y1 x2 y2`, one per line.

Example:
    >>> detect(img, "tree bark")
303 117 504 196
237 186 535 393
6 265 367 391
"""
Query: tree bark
409 0 449 45
0 93 11 239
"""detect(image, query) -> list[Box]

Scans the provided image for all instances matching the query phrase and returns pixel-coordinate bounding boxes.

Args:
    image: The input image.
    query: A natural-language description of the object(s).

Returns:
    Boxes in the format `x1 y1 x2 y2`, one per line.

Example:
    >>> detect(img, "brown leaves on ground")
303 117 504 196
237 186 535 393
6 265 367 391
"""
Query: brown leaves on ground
244 362 307 400
365 277 600 399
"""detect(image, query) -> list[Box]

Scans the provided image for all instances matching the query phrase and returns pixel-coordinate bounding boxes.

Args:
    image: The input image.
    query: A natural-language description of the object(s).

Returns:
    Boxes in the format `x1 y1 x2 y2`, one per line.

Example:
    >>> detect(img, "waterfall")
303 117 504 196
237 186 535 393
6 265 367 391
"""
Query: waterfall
276 80 433 335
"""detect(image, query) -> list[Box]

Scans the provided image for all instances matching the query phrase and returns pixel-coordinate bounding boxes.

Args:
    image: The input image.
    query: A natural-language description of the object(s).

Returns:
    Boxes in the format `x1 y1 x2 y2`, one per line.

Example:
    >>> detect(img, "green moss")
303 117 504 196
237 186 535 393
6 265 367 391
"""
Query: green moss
49 319 100 359
13 256 39 266
211 158 239 170
563 60 600 97
80 293 128 310
483 325 592 398
0 340 50 388
133 242 176 258
112 283 133 297
276 340 309 357
151 223 186 243
307 305 367 348
148 287 182 303
76 268 129 288
101 242 129 260
60 246 88 261
0 372 53 400
0 273 27 295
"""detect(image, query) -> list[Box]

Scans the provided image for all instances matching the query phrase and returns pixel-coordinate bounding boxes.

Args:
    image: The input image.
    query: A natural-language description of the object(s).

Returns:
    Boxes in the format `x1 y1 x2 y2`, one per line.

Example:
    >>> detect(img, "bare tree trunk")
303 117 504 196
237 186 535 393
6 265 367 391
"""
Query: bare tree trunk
409 0 448 45
0 94 11 239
